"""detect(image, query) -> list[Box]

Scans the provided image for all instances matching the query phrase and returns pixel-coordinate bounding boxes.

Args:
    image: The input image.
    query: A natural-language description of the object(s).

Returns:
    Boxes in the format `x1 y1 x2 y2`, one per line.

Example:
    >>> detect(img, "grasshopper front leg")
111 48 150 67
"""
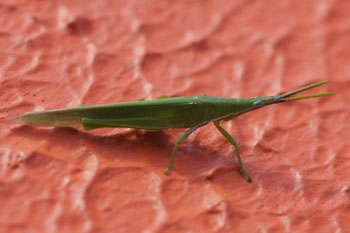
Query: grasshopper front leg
213 120 252 182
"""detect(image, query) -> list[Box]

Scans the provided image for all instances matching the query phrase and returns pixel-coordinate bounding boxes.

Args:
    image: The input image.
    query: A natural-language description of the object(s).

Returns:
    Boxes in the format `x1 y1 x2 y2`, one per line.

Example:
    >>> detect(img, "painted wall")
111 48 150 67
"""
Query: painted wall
1 1 349 232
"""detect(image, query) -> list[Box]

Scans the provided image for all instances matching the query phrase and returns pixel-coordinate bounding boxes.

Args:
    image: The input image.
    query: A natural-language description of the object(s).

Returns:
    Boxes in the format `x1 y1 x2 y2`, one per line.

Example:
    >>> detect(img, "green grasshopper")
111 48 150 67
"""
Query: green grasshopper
9 81 334 182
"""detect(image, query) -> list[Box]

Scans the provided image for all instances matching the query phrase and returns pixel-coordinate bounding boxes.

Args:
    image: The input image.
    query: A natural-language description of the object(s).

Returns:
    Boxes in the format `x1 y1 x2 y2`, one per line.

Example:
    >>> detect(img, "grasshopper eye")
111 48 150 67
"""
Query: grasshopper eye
253 100 264 107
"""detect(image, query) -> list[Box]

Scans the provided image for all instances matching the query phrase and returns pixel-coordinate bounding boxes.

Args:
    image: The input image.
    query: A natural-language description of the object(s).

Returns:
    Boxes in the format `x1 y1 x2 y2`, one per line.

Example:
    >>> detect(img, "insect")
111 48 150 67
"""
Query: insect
8 81 334 182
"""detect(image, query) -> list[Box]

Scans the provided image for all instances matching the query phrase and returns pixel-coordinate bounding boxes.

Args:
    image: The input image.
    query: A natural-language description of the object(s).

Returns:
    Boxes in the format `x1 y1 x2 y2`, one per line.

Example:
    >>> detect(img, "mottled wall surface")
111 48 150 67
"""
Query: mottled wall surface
0 1 349 233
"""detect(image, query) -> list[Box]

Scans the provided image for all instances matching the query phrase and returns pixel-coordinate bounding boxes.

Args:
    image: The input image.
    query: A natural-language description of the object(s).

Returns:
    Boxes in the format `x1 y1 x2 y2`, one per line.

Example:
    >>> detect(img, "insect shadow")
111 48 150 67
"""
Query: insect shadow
10 125 243 179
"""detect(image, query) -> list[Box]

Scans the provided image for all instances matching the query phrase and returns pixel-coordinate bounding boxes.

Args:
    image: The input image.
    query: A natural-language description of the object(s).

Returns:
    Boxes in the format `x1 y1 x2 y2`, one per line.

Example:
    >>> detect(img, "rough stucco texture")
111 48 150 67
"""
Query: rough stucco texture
1 0 349 233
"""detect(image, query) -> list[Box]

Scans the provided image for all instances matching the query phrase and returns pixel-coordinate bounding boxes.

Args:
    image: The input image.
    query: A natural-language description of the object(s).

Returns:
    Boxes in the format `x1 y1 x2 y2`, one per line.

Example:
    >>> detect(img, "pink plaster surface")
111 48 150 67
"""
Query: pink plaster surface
0 1 349 232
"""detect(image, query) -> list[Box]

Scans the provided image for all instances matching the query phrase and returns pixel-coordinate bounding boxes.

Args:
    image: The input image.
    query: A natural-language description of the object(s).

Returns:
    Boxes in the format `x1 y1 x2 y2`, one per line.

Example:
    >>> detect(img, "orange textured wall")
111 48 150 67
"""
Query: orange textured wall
1 1 349 233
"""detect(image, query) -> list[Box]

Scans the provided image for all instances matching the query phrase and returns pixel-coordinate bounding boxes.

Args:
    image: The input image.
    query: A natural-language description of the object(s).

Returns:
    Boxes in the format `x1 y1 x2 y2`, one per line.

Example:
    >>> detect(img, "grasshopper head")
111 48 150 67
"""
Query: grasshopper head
224 81 334 121
252 80 335 110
